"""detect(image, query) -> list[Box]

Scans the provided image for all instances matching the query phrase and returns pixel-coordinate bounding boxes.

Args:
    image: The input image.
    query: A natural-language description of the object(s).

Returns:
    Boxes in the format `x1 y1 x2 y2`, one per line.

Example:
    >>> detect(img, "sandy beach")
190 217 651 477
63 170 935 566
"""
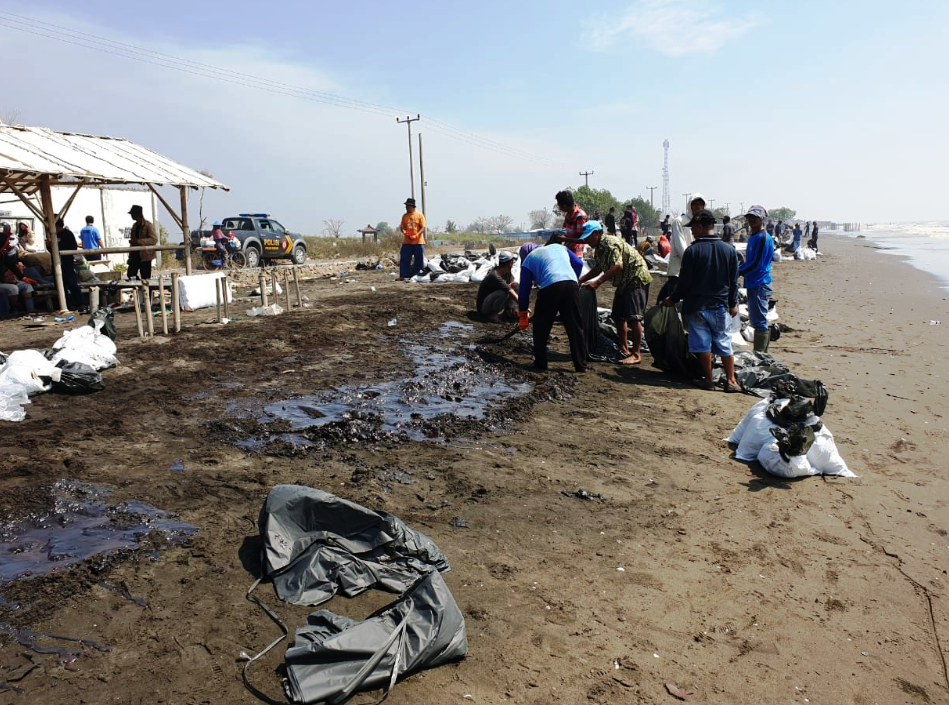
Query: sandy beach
1 233 948 705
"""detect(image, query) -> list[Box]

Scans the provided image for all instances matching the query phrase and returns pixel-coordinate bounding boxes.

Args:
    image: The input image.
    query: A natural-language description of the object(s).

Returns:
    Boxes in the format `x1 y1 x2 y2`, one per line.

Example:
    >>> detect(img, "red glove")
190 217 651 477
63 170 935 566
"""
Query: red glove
518 311 531 331
23 277 39 286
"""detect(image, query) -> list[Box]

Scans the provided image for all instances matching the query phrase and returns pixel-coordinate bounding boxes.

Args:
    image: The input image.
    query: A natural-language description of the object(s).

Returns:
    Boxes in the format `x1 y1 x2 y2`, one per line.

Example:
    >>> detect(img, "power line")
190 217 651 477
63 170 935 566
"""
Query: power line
0 11 567 169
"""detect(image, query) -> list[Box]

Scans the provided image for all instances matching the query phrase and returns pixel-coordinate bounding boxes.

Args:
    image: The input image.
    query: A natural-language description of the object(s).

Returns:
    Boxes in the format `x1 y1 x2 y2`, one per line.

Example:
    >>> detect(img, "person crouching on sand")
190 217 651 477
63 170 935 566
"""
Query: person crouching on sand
476 251 519 322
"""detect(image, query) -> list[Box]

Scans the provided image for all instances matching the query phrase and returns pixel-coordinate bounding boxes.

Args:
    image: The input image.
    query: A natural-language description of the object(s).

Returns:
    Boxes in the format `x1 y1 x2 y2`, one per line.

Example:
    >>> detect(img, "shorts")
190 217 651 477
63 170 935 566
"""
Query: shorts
686 307 733 357
611 285 646 323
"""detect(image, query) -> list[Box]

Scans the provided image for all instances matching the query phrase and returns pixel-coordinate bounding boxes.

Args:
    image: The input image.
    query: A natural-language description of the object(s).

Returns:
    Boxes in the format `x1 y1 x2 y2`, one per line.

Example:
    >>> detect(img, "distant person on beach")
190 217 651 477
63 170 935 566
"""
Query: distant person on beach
660 215 671 236
738 206 775 353
476 251 519 322
517 241 587 372
80 216 104 261
620 205 634 245
398 197 426 280
811 222 819 249
127 204 158 280
721 215 735 245
662 209 741 392
53 218 86 312
658 193 705 303
604 206 617 236
556 190 588 258
766 220 775 236
775 220 785 242
578 221 652 365
792 223 802 251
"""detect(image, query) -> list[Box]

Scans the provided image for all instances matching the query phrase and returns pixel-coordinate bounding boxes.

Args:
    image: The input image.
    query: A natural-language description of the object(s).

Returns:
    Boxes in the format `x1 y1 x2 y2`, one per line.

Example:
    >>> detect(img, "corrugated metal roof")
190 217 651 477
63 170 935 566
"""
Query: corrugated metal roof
0 125 228 194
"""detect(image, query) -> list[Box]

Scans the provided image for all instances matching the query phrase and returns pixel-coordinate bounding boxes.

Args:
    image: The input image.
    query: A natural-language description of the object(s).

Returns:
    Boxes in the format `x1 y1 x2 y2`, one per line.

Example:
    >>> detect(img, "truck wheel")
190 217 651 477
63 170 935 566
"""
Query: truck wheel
292 244 307 265
244 246 261 268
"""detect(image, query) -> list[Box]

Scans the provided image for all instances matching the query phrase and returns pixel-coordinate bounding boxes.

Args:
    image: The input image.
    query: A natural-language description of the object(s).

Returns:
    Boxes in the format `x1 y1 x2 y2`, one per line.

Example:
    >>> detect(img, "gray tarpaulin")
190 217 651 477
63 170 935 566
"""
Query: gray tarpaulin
284 571 468 704
260 485 450 606
245 485 467 704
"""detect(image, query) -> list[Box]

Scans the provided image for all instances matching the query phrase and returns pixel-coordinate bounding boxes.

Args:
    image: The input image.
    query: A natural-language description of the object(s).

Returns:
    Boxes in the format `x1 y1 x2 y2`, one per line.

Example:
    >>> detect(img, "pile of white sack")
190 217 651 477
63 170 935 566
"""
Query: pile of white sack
0 319 118 422
408 251 521 285
728 398 855 479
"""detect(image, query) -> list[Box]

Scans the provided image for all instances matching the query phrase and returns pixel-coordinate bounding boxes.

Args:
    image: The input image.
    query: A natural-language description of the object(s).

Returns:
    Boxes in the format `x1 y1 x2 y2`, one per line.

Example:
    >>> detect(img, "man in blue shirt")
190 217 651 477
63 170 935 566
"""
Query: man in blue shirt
663 210 741 392
79 216 104 261
517 239 587 372
792 222 802 252
737 205 775 352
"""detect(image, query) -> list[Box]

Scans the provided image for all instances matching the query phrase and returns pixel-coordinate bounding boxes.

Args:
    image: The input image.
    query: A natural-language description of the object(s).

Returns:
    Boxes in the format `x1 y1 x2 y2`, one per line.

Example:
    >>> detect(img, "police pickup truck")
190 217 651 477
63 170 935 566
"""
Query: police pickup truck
194 213 307 268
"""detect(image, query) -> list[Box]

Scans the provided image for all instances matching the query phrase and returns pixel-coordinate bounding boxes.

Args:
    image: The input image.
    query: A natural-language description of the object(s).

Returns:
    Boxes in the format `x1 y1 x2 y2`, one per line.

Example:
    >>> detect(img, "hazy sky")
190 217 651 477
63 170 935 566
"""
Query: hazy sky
1 1 945 234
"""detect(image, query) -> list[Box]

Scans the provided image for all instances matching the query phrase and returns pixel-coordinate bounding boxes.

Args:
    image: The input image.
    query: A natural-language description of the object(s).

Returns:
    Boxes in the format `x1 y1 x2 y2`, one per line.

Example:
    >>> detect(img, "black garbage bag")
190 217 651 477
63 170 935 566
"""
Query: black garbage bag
52 361 105 394
87 307 117 341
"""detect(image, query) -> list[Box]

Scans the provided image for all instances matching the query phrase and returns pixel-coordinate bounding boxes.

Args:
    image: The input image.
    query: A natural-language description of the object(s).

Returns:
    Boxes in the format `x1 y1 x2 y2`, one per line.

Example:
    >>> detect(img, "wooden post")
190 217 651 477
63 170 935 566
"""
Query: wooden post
132 284 144 338
90 286 100 311
283 269 291 310
222 275 229 320
180 186 192 276
171 273 181 333
259 271 268 307
159 275 169 335
292 266 302 308
144 282 155 337
215 277 223 323
40 176 68 312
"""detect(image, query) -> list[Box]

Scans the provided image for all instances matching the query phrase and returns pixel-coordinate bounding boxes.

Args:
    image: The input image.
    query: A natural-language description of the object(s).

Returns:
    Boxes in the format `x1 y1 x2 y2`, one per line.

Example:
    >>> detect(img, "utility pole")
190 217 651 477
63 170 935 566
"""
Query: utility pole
418 133 427 219
579 170 593 187
724 202 730 215
396 114 420 199
682 193 691 213
739 202 744 216
646 186 657 208
709 199 715 210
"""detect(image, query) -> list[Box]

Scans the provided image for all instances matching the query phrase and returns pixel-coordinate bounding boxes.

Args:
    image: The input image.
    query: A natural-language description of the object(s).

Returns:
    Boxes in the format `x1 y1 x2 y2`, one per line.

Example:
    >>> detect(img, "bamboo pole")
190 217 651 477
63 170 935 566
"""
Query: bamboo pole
171 273 181 333
159 275 169 335
40 176 69 312
283 269 291 310
292 266 302 308
271 271 278 309
144 282 155 337
180 186 192 276
215 277 223 323
222 275 229 320
90 286 100 312
132 283 144 338
259 271 268 307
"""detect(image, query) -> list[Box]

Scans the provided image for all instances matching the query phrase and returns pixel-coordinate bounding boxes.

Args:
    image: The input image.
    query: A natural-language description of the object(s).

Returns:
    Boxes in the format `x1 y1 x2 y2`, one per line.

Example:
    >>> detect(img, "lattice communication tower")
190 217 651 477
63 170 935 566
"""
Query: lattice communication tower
661 139 671 217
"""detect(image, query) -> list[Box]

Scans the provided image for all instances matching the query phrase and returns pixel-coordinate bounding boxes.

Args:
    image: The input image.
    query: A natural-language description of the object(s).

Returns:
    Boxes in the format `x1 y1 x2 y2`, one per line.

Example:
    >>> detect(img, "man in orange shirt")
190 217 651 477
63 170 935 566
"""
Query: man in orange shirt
398 197 427 280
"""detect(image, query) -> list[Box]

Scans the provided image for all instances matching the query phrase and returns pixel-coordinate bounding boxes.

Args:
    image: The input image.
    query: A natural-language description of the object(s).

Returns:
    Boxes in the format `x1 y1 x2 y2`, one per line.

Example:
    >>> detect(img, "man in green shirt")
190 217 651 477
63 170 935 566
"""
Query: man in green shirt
577 221 653 365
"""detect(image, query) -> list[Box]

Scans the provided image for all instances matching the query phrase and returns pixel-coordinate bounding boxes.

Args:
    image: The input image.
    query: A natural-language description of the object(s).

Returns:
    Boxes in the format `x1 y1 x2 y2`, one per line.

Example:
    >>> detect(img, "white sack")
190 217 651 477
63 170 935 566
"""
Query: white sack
0 383 29 422
731 398 774 458
178 272 233 311
757 440 817 478
50 326 119 371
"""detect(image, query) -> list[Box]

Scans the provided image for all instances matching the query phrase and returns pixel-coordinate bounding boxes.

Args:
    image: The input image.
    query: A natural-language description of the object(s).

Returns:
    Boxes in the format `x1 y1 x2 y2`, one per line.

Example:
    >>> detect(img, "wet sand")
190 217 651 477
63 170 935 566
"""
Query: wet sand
0 234 948 704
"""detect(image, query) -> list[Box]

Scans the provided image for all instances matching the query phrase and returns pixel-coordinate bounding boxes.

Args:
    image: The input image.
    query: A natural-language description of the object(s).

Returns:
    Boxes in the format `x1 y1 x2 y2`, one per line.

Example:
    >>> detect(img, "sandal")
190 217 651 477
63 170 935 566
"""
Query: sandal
695 379 715 390
723 382 743 393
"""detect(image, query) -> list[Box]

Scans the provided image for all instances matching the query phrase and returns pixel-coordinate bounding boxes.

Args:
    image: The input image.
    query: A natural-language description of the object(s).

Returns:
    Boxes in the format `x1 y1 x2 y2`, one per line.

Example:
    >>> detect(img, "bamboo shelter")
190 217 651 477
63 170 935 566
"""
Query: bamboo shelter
0 124 228 311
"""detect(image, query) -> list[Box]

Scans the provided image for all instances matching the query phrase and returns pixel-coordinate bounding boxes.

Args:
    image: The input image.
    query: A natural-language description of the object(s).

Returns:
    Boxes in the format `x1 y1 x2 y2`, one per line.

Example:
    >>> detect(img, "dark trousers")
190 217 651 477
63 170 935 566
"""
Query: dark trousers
127 252 152 280
61 258 84 311
532 281 587 371
399 244 424 278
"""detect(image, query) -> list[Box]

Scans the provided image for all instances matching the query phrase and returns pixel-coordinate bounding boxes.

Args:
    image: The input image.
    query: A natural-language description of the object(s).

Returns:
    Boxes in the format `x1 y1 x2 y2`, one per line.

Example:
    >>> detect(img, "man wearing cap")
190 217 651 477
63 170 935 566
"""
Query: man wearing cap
127 204 158 280
658 193 706 303
738 205 775 352
476 251 519 322
398 197 426 280
517 241 587 373
578 221 652 365
663 209 741 391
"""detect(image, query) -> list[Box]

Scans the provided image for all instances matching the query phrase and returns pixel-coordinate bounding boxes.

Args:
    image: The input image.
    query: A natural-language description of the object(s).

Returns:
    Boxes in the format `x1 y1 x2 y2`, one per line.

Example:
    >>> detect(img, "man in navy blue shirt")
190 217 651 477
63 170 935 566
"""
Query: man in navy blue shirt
663 210 741 392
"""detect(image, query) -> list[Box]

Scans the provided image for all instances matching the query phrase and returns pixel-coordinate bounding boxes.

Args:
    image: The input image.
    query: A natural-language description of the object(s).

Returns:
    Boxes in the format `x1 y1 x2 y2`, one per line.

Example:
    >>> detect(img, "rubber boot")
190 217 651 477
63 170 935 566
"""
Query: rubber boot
753 329 770 353
24 296 35 314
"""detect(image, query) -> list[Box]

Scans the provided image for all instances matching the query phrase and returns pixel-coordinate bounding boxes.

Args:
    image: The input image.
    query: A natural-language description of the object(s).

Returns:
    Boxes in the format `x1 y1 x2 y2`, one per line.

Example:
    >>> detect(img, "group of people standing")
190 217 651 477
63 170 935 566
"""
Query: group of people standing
472 190 783 392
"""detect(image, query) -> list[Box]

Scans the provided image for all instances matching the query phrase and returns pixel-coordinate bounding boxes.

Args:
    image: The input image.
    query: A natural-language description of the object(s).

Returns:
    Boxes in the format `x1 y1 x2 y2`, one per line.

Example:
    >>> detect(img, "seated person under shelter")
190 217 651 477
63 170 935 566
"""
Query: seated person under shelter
0 257 36 315
476 251 518 322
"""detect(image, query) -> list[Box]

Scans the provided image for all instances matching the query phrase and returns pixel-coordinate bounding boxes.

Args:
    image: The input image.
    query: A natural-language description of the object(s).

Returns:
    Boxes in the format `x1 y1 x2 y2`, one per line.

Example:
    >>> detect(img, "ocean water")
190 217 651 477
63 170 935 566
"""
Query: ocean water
850 222 949 289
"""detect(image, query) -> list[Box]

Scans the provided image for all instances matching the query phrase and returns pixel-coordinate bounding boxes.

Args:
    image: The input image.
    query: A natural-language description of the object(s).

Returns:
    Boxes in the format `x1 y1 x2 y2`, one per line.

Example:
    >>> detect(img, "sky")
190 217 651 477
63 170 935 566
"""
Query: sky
0 0 946 235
